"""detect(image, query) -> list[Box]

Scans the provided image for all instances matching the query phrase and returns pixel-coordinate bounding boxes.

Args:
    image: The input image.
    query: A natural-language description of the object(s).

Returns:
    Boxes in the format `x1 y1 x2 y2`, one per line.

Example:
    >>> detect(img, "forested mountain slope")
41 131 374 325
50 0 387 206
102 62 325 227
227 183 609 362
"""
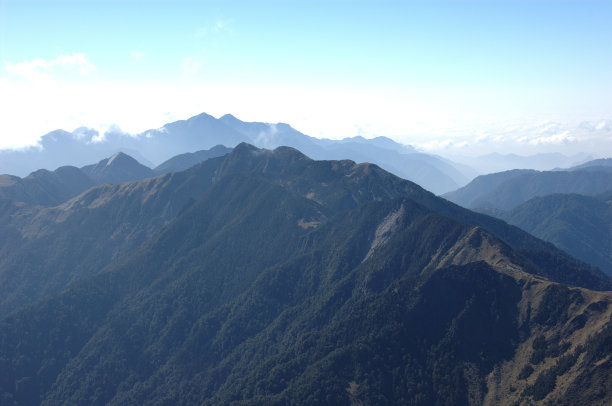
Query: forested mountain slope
444 168 612 210
0 144 609 318
0 165 610 405
480 193 612 276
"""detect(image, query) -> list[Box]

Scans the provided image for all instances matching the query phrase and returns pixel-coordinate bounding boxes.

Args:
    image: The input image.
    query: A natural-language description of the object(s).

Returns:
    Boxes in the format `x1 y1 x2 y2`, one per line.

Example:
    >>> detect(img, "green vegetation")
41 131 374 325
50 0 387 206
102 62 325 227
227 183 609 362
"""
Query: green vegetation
487 193 612 276
0 144 610 405
524 351 580 400
445 168 612 210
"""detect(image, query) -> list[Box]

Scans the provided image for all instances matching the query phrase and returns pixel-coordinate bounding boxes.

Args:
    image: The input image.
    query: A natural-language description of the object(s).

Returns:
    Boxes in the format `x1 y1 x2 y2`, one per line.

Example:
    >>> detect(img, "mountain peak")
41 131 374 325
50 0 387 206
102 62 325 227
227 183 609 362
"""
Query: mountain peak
187 112 217 124
106 151 135 167
220 113 240 122
81 152 154 185
233 142 261 154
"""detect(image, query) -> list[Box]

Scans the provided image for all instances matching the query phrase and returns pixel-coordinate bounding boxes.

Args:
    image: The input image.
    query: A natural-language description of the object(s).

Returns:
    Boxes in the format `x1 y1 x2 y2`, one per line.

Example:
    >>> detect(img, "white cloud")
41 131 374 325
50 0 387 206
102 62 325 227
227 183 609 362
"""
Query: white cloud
55 53 95 75
413 119 612 158
1 54 611 159
526 130 577 146
4 53 95 84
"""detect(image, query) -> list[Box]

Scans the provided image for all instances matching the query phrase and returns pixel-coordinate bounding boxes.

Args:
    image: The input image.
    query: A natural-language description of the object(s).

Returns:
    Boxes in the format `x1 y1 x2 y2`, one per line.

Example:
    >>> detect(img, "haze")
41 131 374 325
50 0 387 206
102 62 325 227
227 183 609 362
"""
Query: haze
0 0 610 157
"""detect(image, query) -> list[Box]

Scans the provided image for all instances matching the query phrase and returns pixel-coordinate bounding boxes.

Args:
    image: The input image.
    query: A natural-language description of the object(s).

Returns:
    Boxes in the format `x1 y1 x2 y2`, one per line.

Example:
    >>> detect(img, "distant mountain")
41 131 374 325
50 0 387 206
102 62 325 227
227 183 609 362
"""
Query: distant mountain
81 152 155 184
0 112 473 194
0 153 157 207
480 193 612 276
0 128 153 176
0 148 233 209
444 167 612 210
442 169 536 209
0 144 610 405
154 145 232 174
446 152 591 174
302 139 473 194
140 113 479 194
0 166 94 206
569 158 612 171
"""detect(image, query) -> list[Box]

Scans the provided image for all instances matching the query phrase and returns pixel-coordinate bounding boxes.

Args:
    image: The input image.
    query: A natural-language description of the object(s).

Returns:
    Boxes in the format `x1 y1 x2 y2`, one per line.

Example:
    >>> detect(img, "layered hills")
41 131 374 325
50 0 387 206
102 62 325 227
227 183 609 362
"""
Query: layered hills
0 166 94 207
0 152 155 207
0 148 233 208
0 112 473 194
481 192 612 276
0 144 610 405
443 163 612 210
443 160 612 276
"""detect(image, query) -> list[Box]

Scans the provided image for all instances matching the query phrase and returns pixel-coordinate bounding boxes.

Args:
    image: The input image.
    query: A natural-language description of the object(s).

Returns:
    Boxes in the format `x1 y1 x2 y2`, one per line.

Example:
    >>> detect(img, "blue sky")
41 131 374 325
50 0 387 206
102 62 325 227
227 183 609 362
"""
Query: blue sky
1 0 611 155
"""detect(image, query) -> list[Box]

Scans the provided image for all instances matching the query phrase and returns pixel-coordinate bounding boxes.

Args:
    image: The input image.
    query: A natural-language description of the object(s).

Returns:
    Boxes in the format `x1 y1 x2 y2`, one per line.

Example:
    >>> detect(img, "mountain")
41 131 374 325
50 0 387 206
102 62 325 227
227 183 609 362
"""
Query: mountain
446 152 591 175
444 167 612 210
0 144 610 405
569 158 612 171
136 113 478 194
480 193 612 276
81 152 155 184
303 139 473 194
0 143 608 320
0 112 472 194
0 152 161 208
0 128 153 176
442 169 536 209
0 166 94 206
0 156 224 316
154 145 232 174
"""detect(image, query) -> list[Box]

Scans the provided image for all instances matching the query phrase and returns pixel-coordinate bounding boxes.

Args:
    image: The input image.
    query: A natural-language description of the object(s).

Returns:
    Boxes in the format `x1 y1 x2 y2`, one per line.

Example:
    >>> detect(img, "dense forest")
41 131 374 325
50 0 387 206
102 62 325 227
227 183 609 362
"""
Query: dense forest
0 144 610 405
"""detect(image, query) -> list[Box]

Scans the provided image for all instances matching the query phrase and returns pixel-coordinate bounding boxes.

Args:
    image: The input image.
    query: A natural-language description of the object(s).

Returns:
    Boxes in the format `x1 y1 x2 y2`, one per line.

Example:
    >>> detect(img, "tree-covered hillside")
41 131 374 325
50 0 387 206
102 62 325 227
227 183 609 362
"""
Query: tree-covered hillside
0 144 610 405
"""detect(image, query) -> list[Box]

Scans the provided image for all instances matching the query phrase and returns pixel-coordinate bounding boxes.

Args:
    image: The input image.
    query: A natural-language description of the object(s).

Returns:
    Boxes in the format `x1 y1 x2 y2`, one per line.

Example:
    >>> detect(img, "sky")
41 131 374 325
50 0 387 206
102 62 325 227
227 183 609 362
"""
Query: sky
0 0 611 156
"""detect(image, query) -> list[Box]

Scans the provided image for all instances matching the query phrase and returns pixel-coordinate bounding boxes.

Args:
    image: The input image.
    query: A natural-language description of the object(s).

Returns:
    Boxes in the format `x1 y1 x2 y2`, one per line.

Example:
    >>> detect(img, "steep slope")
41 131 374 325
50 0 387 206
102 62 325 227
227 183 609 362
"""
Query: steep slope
81 152 155 184
154 145 232 174
481 193 612 276
0 173 610 406
212 145 610 291
444 168 612 210
0 156 225 316
0 144 608 320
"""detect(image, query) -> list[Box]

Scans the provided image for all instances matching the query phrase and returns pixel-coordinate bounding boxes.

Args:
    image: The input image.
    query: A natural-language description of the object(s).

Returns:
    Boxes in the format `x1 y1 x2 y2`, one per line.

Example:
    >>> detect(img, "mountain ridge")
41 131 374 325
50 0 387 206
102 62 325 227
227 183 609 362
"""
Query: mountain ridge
0 161 610 405
479 192 612 276
444 164 612 210
0 143 608 321
0 112 474 194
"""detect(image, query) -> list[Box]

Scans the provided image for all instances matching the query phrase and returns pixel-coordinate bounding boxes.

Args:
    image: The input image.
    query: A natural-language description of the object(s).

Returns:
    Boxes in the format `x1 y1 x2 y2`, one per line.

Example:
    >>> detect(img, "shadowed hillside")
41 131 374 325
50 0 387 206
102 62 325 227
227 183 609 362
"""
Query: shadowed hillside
0 144 610 405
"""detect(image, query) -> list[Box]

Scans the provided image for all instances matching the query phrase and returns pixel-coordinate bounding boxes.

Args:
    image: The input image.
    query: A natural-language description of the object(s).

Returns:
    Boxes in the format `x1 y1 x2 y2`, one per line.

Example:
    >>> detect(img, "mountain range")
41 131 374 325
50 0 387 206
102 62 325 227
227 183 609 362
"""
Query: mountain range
0 113 474 194
479 192 612 277
0 143 610 405
443 162 612 210
0 147 233 208
447 152 591 175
